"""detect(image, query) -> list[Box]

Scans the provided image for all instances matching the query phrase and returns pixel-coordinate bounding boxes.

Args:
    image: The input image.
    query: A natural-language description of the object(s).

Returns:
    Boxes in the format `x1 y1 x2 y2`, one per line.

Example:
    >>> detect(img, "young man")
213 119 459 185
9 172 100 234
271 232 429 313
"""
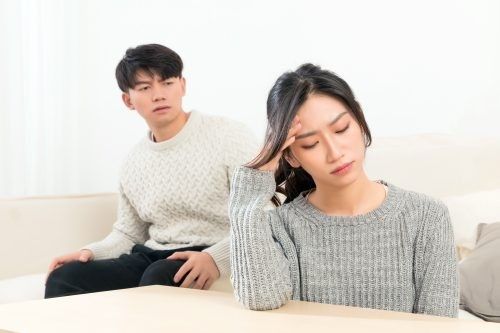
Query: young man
45 44 257 297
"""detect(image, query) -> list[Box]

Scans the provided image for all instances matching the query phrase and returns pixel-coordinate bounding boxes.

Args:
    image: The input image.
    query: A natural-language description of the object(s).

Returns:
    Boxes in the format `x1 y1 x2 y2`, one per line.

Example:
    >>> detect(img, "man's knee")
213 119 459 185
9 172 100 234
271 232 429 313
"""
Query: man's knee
45 261 87 298
139 259 184 287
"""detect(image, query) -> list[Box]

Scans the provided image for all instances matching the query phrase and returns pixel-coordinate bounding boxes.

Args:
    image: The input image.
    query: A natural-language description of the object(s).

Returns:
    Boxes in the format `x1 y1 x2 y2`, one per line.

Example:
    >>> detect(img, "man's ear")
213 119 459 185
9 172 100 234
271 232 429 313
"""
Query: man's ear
284 150 301 168
122 93 134 110
180 77 186 96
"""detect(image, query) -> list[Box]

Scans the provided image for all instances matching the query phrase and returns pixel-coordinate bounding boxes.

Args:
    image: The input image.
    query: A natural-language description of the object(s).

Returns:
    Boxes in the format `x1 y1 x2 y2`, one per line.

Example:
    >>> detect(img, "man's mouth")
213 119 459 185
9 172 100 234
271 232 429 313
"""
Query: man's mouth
153 106 171 112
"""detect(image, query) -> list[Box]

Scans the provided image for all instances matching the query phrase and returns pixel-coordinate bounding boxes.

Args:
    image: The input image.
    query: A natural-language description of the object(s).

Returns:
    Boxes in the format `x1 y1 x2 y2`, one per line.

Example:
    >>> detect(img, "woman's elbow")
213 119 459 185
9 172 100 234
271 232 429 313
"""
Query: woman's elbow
233 287 290 311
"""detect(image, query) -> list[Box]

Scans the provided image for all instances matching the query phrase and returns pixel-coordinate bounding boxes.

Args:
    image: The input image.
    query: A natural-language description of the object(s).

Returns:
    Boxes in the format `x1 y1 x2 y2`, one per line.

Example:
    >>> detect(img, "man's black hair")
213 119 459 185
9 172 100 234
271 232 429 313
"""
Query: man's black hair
115 44 183 92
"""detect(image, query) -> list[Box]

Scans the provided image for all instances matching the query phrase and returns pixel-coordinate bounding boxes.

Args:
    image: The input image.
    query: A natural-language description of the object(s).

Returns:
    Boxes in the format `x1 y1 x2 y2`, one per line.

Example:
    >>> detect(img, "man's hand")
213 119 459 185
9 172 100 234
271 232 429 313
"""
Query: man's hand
48 249 94 275
167 251 220 290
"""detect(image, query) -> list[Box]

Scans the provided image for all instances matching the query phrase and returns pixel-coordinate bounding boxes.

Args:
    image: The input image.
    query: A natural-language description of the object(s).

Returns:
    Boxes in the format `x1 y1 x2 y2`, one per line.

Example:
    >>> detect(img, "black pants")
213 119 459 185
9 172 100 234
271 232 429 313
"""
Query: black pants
45 244 207 298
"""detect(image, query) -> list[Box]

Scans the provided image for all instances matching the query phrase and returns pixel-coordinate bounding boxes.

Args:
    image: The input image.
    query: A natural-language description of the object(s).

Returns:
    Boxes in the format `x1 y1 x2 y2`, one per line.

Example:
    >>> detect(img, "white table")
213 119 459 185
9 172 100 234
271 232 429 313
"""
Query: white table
0 286 497 332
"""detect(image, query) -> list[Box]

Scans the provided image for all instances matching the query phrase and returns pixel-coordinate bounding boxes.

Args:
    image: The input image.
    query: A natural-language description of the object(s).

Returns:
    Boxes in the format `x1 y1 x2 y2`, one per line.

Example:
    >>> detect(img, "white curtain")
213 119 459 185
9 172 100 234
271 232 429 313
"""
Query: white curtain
0 0 81 197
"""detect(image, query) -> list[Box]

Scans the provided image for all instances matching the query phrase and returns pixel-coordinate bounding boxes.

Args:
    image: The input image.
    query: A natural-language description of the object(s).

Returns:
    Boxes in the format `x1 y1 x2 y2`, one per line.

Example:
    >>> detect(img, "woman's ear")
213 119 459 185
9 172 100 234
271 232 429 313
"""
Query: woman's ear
284 150 301 168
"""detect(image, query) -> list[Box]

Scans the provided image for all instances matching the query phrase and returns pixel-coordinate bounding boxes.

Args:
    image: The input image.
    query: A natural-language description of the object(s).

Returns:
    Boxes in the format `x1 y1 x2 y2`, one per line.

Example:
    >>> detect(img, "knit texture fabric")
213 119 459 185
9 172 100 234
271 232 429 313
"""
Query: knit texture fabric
83 111 257 277
229 166 459 317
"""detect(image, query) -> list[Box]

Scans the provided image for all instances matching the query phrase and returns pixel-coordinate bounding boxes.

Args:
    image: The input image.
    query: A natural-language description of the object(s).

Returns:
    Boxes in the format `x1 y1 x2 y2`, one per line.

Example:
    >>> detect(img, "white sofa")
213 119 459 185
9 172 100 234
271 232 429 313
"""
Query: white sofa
1 134 500 320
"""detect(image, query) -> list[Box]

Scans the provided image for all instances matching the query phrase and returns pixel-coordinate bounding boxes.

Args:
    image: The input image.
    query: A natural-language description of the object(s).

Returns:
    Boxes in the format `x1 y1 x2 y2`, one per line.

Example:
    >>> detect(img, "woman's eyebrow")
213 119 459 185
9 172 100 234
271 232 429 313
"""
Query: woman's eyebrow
295 111 349 140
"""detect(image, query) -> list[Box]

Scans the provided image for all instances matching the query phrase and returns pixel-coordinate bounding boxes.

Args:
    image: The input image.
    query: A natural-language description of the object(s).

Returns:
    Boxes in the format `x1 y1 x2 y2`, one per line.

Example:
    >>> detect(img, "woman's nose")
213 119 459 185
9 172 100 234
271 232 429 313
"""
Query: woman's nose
325 137 343 163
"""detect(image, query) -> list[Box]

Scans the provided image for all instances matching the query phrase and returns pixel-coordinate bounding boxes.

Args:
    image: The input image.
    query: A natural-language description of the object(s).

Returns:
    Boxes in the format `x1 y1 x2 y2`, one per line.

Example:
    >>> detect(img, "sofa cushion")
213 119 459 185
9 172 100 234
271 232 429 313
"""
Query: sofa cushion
459 222 500 322
441 188 500 253
0 273 45 304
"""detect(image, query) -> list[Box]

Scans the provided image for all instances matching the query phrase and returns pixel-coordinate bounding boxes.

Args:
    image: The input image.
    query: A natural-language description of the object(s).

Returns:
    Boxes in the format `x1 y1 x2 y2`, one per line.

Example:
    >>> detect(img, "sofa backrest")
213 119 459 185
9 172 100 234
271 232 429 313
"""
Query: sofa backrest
366 134 500 198
0 193 117 280
367 134 500 246
1 134 499 280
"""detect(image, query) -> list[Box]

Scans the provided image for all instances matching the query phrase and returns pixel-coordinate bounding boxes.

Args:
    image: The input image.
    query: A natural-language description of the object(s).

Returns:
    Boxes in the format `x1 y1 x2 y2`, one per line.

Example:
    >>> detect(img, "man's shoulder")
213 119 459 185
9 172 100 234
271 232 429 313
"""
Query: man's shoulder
120 137 150 169
198 112 252 135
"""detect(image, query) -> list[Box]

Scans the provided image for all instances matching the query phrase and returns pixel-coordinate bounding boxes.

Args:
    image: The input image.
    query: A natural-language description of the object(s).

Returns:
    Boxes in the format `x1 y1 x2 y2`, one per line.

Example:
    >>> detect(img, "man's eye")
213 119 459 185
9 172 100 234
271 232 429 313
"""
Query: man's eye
335 124 350 134
302 142 318 149
163 81 173 85
139 86 150 91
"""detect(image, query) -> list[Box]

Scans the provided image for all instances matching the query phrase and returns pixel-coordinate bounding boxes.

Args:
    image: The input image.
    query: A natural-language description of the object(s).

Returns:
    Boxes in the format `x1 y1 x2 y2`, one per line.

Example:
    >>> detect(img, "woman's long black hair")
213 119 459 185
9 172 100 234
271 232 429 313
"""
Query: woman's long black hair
247 63 372 206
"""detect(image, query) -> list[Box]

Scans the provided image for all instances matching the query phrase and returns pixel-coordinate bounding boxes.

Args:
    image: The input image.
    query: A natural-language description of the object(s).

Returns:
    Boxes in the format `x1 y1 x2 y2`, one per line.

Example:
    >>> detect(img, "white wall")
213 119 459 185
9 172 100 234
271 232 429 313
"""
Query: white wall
1 0 500 197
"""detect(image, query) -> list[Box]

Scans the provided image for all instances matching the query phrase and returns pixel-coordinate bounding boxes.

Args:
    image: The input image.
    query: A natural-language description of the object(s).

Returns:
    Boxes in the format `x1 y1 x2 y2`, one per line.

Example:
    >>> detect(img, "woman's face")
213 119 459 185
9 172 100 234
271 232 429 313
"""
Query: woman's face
287 93 367 190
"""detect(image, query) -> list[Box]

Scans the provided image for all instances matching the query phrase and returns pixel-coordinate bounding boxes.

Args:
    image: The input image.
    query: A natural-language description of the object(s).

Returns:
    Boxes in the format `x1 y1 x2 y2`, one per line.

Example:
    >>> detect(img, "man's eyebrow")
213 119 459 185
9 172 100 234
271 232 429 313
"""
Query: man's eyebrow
134 80 152 85
295 111 349 140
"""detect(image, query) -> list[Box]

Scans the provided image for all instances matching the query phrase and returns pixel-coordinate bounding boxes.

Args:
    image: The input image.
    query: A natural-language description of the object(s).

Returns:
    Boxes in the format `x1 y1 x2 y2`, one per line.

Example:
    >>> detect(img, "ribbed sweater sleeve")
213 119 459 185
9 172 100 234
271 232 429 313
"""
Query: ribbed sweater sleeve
229 166 296 310
203 119 260 278
413 204 459 317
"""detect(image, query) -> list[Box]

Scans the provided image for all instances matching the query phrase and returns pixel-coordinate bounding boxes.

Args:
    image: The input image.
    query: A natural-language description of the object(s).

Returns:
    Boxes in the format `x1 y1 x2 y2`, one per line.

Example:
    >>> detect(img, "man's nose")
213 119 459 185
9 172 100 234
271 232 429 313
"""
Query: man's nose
152 86 166 102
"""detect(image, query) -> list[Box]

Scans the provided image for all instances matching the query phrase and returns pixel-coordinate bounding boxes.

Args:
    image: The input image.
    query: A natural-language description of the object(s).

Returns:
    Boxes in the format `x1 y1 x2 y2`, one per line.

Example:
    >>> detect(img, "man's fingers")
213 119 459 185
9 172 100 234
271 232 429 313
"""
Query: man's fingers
193 274 208 290
48 257 65 271
167 251 191 261
48 259 58 272
46 260 62 282
180 269 199 288
169 252 194 282
202 277 213 290
173 260 192 284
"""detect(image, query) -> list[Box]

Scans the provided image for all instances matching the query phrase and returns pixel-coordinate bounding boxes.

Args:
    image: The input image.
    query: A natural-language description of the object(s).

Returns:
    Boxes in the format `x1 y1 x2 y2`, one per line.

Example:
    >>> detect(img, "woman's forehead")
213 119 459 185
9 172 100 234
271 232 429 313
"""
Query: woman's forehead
297 95 350 126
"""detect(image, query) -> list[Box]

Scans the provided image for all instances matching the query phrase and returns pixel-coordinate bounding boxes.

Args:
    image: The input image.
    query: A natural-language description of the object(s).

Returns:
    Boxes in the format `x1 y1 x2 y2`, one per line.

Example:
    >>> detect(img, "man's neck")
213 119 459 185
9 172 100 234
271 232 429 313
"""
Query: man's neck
150 111 189 142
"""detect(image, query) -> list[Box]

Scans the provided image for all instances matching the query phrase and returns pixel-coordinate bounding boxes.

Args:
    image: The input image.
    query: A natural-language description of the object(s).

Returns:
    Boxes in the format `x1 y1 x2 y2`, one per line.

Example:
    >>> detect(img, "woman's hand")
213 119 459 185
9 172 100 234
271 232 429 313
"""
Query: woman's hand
258 116 301 172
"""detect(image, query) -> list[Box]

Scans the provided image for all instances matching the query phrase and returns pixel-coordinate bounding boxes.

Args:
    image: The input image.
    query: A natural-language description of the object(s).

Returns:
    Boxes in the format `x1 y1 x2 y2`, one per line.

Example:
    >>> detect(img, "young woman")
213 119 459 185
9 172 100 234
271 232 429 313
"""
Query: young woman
229 64 459 317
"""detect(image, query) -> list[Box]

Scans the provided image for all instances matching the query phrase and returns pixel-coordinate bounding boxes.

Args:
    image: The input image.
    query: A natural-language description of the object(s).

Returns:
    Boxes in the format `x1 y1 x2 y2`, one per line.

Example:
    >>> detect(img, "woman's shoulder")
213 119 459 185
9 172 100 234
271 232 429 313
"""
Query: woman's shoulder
388 182 448 215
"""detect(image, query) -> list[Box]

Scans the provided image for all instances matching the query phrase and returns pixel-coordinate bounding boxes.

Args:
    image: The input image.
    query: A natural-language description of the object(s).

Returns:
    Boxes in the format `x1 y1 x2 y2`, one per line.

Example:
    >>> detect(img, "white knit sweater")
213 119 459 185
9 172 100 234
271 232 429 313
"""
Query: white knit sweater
83 111 258 277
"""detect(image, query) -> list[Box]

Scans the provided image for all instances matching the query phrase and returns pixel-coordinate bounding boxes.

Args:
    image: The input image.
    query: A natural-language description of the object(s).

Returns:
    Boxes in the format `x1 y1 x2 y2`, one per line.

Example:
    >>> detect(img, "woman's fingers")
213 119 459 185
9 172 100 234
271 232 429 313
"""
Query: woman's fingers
288 117 301 138
257 116 301 172
280 135 296 153
281 118 301 152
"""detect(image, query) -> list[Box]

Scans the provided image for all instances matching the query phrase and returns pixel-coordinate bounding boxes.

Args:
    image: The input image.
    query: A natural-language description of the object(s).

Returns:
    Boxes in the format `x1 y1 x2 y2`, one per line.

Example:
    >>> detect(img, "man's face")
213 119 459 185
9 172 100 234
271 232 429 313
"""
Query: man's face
122 70 186 128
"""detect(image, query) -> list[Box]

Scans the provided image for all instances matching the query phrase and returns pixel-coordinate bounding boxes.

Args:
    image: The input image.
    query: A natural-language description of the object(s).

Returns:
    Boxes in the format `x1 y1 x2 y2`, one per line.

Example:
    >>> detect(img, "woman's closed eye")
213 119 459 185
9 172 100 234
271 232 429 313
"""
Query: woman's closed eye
335 124 350 134
301 123 350 149
302 142 318 149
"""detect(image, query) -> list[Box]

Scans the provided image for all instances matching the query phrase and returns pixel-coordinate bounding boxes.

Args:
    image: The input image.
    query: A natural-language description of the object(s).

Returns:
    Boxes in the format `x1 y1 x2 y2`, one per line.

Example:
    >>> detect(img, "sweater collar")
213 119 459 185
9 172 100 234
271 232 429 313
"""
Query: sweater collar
146 110 201 151
290 181 401 226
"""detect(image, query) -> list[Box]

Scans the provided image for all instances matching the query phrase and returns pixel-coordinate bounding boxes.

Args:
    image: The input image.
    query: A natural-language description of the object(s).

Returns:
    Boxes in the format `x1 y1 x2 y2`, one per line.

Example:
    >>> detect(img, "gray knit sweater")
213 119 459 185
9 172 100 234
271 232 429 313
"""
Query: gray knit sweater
229 167 459 317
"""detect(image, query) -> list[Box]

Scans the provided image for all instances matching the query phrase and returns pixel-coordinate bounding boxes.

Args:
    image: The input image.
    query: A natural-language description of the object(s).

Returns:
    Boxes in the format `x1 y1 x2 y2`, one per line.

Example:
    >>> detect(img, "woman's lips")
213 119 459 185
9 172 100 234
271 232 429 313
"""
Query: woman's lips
331 162 353 175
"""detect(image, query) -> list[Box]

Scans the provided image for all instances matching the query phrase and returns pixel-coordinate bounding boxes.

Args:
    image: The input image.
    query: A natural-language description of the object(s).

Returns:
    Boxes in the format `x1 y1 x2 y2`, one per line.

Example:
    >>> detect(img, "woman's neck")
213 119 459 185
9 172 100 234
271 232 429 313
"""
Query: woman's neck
308 173 386 216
